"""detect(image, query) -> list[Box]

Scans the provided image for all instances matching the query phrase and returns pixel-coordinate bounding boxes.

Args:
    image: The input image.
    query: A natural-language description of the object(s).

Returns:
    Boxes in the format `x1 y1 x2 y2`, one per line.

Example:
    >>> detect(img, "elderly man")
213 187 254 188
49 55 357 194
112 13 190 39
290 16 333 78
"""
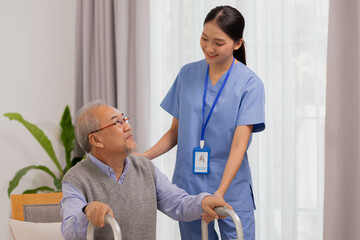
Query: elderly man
60 100 230 240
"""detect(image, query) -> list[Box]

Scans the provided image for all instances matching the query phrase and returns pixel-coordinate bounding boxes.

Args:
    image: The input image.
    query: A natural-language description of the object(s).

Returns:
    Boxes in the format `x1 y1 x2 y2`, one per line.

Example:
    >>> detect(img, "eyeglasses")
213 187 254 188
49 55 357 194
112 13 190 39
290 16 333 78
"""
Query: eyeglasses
89 117 130 135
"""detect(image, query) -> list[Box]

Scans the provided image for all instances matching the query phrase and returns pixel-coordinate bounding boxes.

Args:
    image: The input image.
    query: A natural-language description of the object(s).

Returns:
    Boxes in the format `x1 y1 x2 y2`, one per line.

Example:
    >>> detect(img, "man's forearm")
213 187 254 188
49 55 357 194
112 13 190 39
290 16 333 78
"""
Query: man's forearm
61 182 89 240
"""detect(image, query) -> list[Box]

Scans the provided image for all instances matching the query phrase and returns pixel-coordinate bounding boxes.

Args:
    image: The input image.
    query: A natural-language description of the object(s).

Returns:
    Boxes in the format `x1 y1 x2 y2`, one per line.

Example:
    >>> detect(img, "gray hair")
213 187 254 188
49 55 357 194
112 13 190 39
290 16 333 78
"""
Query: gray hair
75 99 105 153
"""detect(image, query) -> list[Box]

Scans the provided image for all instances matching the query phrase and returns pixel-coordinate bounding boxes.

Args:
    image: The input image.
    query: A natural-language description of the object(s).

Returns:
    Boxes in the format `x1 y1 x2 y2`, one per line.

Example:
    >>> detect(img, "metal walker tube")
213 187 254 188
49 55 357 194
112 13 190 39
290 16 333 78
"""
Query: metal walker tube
87 214 122 240
201 206 244 240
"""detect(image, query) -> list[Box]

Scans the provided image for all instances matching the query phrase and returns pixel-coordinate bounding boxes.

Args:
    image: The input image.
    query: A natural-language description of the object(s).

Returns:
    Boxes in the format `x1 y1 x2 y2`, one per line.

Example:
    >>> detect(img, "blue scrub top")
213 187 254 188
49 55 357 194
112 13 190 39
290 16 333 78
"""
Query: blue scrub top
161 59 265 211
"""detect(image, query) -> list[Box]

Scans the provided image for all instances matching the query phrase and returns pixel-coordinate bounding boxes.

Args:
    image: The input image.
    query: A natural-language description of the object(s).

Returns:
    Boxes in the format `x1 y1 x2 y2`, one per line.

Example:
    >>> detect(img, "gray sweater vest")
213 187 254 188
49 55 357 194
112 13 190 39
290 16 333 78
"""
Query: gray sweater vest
63 155 157 240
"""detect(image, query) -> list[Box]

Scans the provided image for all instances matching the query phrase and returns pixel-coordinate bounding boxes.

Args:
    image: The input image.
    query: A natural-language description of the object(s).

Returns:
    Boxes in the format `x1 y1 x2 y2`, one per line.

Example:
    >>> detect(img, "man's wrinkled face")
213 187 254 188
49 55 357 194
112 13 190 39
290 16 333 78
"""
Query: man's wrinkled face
93 105 137 156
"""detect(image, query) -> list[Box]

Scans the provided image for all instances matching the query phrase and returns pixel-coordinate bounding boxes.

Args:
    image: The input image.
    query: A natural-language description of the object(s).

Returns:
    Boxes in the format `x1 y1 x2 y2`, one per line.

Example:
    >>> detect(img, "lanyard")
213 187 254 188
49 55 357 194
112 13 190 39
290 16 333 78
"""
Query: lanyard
201 58 235 145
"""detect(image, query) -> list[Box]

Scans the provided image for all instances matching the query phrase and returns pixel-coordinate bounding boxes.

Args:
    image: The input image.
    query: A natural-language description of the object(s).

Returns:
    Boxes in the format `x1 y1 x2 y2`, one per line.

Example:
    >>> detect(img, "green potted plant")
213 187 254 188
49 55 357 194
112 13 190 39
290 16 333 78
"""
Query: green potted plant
4 105 83 197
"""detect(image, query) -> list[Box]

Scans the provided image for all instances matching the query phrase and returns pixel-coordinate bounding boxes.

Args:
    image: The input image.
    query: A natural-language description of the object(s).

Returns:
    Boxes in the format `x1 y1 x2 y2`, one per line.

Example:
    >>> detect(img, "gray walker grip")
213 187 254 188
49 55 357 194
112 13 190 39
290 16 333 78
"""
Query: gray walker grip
87 214 122 240
201 206 244 240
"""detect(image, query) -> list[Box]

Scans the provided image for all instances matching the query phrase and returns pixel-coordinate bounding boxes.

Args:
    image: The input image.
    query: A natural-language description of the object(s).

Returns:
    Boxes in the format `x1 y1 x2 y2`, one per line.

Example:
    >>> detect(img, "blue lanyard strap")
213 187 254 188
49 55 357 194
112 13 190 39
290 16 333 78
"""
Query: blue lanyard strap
201 58 235 141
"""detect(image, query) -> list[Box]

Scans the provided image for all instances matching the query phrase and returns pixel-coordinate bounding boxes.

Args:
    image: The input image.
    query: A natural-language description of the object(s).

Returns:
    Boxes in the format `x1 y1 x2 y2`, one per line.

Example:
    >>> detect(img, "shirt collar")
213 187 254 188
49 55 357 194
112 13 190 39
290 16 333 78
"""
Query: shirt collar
88 153 131 184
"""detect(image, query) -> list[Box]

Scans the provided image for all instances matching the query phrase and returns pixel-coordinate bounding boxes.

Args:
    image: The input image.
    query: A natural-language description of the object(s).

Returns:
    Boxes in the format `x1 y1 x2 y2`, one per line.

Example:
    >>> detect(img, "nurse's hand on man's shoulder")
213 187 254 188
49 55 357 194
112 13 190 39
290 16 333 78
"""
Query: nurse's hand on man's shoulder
201 196 232 224
84 201 114 228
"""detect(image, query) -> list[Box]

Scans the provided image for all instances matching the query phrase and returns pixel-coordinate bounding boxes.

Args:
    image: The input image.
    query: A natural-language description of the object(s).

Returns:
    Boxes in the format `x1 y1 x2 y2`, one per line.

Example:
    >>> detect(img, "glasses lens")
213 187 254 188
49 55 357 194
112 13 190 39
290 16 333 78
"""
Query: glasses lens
115 117 129 127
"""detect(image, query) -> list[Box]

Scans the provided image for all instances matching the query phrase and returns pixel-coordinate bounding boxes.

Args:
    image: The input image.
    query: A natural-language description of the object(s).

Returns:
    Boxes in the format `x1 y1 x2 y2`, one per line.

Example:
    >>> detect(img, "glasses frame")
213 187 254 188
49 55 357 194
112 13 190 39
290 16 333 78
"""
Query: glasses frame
89 117 130 135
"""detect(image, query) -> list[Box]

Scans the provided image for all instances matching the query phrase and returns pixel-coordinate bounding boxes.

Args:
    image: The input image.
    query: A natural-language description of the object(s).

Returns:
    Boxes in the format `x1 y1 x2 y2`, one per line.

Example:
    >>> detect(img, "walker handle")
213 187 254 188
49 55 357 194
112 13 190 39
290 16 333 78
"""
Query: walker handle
87 214 122 240
201 206 244 240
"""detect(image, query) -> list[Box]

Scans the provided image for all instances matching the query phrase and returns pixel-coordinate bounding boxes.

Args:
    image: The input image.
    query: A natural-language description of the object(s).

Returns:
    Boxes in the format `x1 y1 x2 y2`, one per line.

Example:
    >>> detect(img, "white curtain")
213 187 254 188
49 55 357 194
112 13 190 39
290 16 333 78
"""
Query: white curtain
75 0 150 152
150 0 328 239
323 0 360 239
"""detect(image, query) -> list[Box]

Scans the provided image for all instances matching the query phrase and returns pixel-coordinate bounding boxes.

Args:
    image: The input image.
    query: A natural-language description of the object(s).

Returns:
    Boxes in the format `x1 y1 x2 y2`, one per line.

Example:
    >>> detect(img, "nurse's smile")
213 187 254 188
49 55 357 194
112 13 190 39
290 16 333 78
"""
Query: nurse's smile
206 52 218 58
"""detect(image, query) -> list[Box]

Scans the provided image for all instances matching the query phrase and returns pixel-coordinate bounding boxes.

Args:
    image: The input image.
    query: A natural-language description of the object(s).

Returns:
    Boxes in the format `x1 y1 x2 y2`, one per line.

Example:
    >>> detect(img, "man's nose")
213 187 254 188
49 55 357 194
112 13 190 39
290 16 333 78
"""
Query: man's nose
123 122 131 132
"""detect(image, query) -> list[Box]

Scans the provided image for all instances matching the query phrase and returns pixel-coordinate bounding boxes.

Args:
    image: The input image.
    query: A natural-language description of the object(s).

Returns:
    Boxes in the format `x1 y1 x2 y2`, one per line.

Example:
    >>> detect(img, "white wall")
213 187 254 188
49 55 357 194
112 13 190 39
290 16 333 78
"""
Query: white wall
0 1 76 239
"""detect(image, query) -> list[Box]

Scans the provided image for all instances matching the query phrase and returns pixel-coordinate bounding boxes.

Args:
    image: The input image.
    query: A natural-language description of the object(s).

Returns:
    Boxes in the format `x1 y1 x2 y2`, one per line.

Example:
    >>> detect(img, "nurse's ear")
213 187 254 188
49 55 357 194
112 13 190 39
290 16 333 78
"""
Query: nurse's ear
234 38 244 51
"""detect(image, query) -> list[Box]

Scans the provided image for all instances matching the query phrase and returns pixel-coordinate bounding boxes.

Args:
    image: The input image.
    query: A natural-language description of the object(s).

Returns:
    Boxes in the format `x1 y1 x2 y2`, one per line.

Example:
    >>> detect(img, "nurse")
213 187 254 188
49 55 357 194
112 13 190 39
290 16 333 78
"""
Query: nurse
139 5 265 240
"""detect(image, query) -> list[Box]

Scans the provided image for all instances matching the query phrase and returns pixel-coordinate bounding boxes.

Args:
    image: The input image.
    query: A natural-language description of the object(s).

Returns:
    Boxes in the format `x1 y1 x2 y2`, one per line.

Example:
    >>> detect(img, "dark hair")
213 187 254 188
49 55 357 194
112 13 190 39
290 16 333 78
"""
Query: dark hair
204 6 246 65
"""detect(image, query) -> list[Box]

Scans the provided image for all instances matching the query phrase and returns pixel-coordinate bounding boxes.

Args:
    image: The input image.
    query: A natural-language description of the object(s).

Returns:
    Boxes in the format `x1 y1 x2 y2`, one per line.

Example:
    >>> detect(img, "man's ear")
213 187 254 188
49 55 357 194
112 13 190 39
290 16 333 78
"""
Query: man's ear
88 134 104 149
234 38 244 51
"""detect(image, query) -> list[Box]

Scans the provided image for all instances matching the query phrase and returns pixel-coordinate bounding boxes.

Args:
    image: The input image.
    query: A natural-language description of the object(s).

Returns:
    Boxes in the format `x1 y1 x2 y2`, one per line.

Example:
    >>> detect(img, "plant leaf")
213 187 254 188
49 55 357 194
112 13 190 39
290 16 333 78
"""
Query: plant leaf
8 165 58 197
22 186 55 194
60 105 76 169
71 156 83 167
53 178 62 191
63 156 84 176
4 113 62 173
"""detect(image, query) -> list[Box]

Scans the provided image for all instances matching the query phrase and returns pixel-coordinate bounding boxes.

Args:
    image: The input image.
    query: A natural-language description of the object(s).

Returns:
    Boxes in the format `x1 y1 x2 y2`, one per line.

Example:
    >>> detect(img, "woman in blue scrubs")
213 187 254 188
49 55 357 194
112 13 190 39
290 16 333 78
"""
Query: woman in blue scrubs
139 6 265 239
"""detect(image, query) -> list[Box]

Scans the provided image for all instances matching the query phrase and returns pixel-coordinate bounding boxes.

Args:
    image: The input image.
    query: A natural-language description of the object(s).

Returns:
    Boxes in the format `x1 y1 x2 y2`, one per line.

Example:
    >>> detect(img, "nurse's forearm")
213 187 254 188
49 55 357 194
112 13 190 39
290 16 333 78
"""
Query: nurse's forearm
216 125 253 197
144 118 179 160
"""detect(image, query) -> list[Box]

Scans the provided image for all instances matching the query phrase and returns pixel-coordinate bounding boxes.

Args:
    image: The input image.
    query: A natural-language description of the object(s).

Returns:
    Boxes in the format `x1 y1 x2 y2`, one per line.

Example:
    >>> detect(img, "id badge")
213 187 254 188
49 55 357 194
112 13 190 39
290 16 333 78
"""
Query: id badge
193 146 210 174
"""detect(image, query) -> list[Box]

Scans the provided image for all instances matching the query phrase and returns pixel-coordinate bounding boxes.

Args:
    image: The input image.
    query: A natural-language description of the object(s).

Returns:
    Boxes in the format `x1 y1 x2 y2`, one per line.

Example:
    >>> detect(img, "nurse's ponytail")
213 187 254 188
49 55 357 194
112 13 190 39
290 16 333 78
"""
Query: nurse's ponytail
204 6 247 65
234 42 246 66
